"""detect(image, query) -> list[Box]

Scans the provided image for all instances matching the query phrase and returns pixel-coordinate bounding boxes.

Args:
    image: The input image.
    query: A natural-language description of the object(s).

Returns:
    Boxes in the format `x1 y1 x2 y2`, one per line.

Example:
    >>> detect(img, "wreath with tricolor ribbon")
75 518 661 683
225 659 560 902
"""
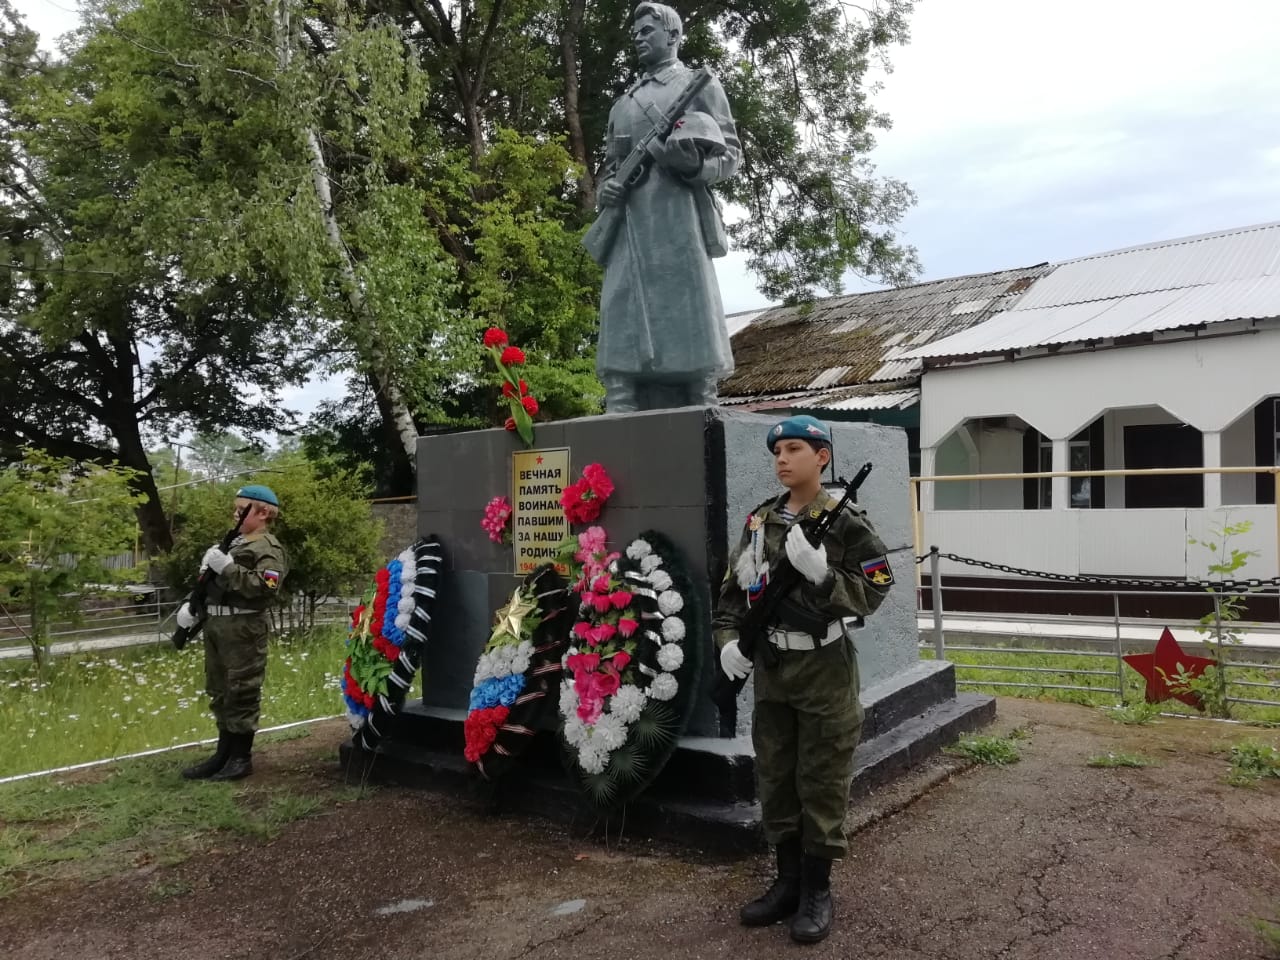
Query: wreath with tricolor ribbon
464 564 572 778
342 536 443 752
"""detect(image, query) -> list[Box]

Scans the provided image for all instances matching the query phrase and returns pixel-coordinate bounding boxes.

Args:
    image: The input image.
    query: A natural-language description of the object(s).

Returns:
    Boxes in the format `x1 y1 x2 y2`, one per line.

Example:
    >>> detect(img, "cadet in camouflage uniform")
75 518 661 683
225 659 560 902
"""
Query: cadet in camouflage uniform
176 484 289 781
713 416 892 944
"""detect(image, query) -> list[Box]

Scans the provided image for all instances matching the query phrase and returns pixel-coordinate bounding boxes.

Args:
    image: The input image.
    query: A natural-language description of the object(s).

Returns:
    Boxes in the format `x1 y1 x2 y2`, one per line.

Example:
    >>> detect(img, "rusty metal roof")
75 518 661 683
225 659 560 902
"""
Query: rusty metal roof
912 221 1280 360
718 263 1054 400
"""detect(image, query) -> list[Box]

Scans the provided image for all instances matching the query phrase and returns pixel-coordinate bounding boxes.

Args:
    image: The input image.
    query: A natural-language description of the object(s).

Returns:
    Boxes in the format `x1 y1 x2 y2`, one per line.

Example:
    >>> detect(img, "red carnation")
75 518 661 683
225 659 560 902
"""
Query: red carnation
483 327 509 348
502 381 516 398
612 650 632 671
519 379 529 396
582 463 615 500
500 346 526 366
521 395 539 415
504 417 517 432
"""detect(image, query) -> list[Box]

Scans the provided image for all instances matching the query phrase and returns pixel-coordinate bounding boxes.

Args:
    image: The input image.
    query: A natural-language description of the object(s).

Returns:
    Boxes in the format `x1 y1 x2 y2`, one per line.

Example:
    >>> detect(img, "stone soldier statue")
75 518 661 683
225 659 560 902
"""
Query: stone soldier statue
587 2 740 412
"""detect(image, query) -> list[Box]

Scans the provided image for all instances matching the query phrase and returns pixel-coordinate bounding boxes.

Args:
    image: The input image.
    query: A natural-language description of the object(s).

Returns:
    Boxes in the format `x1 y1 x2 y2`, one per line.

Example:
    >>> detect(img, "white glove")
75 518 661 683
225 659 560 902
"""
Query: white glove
720 639 753 680
176 602 197 629
785 524 829 586
202 546 235 575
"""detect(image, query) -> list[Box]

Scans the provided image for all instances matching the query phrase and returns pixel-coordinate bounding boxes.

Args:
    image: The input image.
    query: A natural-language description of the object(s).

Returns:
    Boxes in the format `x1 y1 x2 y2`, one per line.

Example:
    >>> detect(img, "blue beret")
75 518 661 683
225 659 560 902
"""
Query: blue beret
236 484 279 507
767 415 832 452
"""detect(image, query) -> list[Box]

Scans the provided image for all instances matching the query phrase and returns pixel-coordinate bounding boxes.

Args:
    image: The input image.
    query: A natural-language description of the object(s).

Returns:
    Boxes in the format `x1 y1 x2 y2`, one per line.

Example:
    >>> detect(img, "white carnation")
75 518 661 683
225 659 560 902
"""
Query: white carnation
611 684 646 724
648 672 678 701
661 616 685 642
626 539 653 560
641 554 663 574
657 643 685 672
397 596 415 615
578 742 608 774
657 590 684 615
559 679 578 718
593 713 627 751
394 612 411 630
472 653 493 685
398 548 416 566
563 714 587 745
649 570 673 592
346 710 365 731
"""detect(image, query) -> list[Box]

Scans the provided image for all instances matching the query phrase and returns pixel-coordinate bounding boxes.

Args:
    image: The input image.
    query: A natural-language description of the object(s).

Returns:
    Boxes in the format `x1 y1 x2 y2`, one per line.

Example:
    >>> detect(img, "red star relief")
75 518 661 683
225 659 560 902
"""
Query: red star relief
536 455 543 464
1122 627 1217 708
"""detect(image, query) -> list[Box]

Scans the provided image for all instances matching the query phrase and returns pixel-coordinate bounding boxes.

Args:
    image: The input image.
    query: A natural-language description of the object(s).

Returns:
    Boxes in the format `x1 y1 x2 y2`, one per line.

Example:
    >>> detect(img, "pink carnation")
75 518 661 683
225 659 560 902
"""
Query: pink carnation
609 590 633 610
612 650 632 671
617 617 639 638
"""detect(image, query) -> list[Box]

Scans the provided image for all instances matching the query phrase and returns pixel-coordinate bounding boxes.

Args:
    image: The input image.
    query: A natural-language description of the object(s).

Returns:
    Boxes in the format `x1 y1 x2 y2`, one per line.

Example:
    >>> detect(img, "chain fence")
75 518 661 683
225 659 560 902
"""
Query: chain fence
915 547 1280 721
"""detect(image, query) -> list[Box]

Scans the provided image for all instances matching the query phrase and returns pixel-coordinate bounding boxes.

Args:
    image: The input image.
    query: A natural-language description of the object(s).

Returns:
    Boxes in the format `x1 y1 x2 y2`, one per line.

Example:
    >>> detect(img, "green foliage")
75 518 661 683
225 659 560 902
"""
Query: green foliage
1100 701 1162 725
1255 915 1280 957
1178 516 1263 718
160 450 382 627
0 449 144 666
947 734 1023 766
1086 752 1153 768
1225 740 1280 787
0 626 348 779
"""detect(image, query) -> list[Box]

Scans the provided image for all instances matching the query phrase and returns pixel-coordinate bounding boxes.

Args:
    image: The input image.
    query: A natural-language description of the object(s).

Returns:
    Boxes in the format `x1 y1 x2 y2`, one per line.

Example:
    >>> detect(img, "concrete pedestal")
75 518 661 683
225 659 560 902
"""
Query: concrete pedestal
340 407 994 849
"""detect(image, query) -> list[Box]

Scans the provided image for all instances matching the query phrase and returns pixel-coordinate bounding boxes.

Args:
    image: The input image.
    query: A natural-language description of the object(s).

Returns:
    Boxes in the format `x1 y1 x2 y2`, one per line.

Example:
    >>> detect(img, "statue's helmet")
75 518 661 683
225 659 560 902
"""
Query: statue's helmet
668 112 726 157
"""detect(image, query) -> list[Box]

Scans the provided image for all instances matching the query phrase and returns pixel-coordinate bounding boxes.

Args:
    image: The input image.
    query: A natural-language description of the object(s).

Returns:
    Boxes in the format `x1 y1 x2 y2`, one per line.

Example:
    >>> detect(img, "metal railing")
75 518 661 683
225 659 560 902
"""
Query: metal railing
919 547 1280 716
0 595 357 658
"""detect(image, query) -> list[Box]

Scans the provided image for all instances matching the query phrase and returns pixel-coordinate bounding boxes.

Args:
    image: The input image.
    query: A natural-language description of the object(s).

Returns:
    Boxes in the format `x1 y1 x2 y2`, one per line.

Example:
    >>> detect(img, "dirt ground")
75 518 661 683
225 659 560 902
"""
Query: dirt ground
2 699 1278 960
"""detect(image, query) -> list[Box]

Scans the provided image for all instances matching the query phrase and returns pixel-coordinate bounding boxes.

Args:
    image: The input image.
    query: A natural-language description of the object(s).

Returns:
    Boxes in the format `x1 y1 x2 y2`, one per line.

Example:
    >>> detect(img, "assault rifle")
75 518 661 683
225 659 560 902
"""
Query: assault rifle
711 463 873 734
580 66 713 266
170 504 250 651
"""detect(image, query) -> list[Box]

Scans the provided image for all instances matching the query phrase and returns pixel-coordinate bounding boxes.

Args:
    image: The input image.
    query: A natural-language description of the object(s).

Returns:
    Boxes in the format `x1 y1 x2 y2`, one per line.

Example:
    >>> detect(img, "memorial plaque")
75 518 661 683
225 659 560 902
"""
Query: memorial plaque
511 447 571 574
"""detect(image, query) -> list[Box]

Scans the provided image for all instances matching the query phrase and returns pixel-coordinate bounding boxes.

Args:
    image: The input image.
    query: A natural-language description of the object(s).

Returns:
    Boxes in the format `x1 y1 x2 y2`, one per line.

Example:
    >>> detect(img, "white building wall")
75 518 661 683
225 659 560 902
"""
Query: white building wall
1222 412 1258 505
920 327 1280 448
926 506 1277 579
976 424 1023 509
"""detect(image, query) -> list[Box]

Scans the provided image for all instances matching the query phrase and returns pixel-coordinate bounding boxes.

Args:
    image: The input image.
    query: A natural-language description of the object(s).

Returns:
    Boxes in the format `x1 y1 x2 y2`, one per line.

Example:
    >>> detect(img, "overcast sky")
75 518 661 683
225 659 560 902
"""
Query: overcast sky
15 0 1280 413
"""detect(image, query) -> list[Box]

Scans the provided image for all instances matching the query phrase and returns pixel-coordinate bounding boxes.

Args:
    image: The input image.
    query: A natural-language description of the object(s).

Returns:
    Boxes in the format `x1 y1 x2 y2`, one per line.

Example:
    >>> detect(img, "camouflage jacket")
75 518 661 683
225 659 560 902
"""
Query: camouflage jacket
712 490 893 649
207 531 289 612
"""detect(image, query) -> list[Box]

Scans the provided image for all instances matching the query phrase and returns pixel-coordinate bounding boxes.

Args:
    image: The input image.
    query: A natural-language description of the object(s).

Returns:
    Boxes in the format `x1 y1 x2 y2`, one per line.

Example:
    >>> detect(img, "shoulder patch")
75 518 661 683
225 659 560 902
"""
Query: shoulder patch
262 569 281 590
859 556 894 586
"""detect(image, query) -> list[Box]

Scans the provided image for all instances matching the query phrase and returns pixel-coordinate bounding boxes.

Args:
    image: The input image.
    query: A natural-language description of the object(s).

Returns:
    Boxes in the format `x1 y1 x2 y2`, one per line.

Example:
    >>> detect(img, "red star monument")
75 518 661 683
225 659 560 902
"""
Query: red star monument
1122 627 1217 708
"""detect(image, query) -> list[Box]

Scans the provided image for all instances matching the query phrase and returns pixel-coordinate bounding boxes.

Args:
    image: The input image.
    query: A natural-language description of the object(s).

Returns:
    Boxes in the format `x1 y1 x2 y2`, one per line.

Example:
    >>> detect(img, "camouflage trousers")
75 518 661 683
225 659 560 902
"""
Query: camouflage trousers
203 615 269 735
752 635 864 858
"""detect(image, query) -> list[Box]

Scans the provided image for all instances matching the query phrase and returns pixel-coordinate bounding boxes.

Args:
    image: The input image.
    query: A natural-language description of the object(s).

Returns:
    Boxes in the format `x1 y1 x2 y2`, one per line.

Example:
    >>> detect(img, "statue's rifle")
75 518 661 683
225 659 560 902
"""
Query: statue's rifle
581 66 713 266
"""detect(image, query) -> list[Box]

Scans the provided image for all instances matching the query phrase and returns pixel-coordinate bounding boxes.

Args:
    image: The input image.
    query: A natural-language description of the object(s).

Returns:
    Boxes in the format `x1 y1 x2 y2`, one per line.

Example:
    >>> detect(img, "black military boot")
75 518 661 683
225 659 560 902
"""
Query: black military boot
790 855 834 944
739 836 801 926
181 729 230 780
209 731 254 781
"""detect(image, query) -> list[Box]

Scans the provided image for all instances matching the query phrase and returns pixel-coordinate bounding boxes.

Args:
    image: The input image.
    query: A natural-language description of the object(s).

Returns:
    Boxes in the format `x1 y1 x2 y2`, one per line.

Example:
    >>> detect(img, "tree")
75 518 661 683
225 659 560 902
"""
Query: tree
0 0 314 551
0 448 144 668
161 453 383 631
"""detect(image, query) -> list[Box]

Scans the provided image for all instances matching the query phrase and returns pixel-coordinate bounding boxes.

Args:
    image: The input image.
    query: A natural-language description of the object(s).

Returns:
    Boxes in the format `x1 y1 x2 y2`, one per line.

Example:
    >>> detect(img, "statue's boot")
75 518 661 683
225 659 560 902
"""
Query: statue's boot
602 375 640 414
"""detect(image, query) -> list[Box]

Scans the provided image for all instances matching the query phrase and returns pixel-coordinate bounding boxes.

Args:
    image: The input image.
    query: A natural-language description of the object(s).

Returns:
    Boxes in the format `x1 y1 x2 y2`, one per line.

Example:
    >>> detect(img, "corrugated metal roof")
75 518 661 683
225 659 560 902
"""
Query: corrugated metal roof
912 221 1280 360
718 263 1054 398
793 389 919 412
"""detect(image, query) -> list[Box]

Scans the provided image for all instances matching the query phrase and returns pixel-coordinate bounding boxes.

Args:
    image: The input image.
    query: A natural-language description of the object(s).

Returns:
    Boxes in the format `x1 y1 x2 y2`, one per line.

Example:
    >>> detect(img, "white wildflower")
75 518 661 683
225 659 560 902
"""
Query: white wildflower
648 672 678 701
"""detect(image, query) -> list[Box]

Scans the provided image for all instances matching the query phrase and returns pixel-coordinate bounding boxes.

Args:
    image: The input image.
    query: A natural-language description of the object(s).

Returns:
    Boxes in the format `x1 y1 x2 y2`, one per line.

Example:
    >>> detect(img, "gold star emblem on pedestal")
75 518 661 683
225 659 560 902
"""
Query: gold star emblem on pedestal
490 588 540 644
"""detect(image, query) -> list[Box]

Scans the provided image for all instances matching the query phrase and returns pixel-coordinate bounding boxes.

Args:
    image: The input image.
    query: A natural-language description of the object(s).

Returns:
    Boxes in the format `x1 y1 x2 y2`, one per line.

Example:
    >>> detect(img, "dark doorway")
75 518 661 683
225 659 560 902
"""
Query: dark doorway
1124 423 1203 507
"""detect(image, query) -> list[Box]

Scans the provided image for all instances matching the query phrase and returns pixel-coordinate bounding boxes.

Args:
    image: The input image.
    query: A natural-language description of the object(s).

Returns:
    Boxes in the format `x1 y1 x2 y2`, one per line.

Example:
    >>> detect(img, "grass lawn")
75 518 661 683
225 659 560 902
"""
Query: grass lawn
921 644 1280 724
1 627 350 779
0 725 366 898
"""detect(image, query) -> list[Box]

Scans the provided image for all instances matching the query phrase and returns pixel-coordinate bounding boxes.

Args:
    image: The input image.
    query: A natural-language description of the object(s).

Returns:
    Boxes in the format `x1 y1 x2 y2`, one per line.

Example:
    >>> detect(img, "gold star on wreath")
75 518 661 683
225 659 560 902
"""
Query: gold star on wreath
489 588 540 645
